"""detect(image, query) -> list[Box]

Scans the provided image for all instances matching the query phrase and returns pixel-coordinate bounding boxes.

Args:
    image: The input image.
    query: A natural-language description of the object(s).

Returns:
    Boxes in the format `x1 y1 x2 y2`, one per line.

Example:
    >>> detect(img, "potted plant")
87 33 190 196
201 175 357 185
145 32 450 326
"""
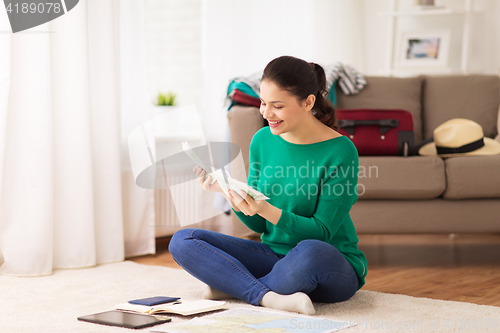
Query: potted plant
154 92 177 107
152 92 178 135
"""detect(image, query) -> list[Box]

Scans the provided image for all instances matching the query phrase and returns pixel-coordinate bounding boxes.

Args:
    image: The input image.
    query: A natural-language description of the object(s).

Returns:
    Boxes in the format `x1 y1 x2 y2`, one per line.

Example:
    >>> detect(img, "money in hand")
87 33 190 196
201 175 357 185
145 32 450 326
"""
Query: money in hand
182 141 269 200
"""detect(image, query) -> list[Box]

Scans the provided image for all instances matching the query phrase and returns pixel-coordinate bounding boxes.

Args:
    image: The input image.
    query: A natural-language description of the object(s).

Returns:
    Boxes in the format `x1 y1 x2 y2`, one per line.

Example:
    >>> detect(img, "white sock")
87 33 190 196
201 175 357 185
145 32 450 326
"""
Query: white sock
203 285 236 300
260 291 316 315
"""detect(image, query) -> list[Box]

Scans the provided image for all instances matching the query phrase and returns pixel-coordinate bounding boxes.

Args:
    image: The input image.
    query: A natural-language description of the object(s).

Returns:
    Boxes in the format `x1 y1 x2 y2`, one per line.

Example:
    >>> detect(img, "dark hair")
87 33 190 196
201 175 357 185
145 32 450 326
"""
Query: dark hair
261 56 338 130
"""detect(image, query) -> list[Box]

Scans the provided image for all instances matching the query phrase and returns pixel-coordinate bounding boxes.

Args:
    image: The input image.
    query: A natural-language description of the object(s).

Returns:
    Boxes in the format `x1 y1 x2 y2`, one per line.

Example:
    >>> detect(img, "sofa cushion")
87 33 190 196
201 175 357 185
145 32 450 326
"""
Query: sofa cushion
443 155 500 199
357 156 445 199
423 75 500 140
335 76 424 143
350 199 500 233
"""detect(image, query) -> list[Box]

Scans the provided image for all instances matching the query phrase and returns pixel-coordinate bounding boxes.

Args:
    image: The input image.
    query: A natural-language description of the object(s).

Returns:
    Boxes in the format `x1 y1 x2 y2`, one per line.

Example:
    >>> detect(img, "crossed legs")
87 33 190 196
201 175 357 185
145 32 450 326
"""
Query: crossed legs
168 229 358 315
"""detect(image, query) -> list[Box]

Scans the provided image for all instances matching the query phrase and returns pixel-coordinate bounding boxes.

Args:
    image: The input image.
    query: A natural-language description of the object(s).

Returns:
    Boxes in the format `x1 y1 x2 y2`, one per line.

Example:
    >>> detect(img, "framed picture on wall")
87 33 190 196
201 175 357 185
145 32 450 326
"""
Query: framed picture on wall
395 30 451 68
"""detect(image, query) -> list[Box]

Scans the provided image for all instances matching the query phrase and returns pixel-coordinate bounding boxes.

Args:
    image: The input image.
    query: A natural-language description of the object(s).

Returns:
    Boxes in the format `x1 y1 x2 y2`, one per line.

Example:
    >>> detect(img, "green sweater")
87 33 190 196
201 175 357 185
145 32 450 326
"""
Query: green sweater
234 127 368 290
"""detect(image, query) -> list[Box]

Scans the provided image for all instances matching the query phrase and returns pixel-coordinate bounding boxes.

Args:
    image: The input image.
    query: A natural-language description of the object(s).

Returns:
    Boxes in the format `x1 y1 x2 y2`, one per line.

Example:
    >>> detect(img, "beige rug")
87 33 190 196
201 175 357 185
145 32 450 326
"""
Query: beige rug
1 261 498 332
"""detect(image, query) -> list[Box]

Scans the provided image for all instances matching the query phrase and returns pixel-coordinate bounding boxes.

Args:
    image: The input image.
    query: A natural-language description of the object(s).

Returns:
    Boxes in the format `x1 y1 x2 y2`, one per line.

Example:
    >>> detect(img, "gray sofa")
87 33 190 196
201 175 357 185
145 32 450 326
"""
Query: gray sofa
226 74 500 236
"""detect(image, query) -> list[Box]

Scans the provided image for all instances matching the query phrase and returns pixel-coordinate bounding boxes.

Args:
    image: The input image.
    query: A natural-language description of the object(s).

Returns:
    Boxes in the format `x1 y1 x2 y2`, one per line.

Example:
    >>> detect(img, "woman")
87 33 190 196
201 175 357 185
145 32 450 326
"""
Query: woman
169 56 367 315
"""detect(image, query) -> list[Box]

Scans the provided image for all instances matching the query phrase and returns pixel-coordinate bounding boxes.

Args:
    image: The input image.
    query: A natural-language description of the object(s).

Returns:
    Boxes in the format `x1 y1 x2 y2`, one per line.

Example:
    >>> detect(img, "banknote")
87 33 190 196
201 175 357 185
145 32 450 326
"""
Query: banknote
182 141 269 201
222 170 269 201
181 141 214 181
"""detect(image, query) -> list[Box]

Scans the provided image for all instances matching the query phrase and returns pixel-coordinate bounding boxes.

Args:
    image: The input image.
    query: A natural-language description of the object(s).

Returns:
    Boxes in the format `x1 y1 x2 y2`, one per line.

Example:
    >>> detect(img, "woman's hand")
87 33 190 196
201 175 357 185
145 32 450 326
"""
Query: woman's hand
228 190 267 216
229 190 282 224
193 166 241 212
193 166 222 193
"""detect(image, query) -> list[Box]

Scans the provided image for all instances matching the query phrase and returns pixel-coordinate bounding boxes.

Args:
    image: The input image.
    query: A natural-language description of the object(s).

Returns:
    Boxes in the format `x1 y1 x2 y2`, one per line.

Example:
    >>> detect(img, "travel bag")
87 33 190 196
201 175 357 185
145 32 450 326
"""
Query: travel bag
229 88 261 108
336 109 415 156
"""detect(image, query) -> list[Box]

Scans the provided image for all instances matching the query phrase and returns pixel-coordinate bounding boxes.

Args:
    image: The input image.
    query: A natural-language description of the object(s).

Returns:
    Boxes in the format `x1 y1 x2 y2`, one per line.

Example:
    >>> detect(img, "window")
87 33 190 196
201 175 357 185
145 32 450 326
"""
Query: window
144 0 203 111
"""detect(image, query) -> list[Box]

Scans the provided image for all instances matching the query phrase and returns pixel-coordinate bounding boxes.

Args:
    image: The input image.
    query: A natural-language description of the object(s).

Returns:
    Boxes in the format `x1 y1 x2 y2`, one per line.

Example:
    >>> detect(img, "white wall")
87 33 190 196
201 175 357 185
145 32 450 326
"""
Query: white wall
361 0 500 76
201 0 364 142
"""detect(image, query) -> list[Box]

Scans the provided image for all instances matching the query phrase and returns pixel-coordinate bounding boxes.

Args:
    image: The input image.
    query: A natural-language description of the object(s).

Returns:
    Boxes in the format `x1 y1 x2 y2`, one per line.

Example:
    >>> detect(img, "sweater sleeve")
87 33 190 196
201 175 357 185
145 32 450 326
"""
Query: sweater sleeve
275 149 359 242
233 209 267 234
232 136 267 234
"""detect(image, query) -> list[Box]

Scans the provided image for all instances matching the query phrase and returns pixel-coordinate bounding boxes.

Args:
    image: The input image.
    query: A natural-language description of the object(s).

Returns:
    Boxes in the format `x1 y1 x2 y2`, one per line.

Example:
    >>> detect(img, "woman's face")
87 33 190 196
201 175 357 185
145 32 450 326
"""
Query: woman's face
259 80 313 136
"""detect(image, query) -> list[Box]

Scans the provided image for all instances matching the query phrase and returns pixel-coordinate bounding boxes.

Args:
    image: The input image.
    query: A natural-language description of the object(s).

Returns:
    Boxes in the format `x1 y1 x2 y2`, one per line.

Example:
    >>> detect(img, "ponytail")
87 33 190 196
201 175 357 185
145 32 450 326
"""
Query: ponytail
262 56 338 130
310 63 338 130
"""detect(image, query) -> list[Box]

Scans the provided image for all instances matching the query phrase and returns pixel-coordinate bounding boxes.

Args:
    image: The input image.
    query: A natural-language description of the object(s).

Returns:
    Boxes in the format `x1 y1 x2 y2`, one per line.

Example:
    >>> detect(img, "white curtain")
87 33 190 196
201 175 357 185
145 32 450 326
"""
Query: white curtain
119 0 156 257
0 0 154 277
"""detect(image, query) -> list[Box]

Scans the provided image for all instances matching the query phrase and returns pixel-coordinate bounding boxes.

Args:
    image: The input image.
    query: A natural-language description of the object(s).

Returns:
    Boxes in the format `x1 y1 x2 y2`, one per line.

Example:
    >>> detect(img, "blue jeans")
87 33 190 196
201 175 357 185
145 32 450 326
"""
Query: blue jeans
169 229 359 306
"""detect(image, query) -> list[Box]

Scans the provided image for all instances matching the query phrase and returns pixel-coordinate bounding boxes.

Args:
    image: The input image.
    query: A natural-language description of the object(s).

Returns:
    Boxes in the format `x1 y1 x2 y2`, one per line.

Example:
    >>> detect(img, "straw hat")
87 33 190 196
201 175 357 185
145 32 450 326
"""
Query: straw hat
419 118 500 157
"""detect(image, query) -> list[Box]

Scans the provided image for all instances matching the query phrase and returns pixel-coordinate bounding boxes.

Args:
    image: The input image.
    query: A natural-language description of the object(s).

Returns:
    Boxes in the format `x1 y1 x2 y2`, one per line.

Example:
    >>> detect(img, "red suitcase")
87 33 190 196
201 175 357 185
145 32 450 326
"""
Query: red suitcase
229 89 261 108
336 109 415 156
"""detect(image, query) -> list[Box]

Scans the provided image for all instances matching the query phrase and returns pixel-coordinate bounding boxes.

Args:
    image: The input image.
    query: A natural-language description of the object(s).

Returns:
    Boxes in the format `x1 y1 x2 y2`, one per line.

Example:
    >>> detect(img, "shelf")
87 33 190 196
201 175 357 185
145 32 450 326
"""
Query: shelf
383 68 466 77
383 0 474 76
379 9 468 17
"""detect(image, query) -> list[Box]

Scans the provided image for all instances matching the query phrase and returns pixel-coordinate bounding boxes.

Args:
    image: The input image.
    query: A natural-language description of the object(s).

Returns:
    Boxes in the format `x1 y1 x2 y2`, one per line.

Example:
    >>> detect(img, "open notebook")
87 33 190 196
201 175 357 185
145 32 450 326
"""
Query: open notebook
115 300 225 316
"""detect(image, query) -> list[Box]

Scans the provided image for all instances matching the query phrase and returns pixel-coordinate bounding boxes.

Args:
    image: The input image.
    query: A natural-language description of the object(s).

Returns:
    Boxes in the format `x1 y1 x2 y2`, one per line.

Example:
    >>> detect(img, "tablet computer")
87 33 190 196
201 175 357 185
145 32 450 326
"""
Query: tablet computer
78 310 171 329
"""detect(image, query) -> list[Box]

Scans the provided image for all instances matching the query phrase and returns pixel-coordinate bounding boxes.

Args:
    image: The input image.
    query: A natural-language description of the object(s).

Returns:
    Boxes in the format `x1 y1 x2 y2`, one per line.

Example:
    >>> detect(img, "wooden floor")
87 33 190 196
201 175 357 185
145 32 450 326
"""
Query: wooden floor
130 233 500 307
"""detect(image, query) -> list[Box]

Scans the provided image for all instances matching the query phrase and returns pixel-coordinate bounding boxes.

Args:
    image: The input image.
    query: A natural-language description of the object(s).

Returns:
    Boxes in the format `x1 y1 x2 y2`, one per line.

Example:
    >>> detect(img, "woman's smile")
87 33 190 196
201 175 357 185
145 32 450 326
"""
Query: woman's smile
268 120 284 127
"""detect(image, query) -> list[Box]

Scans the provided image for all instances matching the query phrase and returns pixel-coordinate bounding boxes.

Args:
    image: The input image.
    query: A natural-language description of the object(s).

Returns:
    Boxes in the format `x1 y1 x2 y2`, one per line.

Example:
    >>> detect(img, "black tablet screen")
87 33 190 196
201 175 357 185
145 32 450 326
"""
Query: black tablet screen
78 310 171 329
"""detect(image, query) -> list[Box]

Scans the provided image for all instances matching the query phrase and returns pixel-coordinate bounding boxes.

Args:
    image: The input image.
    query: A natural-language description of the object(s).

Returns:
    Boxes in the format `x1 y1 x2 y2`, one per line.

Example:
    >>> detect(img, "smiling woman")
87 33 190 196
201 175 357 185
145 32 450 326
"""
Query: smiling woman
259 56 341 145
168 56 367 316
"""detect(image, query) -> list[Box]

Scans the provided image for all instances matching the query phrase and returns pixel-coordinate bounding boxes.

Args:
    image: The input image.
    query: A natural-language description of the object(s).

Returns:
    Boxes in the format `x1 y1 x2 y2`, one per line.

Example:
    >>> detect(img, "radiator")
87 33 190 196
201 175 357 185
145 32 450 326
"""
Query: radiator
154 171 202 236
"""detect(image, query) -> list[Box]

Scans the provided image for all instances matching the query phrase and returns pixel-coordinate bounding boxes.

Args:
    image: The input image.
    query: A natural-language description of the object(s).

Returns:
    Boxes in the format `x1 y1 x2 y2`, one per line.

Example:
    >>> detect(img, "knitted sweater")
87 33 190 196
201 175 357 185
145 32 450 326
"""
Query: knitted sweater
234 127 368 290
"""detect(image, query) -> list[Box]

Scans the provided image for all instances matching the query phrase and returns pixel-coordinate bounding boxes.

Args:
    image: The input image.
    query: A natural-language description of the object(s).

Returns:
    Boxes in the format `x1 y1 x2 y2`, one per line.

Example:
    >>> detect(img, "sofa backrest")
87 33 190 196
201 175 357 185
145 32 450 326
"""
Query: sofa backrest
422 75 500 140
336 76 424 143
335 75 500 144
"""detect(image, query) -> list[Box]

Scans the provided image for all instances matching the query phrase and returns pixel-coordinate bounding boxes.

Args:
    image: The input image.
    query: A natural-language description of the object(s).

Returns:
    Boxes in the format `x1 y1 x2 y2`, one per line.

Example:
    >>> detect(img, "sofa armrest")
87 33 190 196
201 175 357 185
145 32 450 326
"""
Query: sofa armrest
227 105 264 181
226 105 264 238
